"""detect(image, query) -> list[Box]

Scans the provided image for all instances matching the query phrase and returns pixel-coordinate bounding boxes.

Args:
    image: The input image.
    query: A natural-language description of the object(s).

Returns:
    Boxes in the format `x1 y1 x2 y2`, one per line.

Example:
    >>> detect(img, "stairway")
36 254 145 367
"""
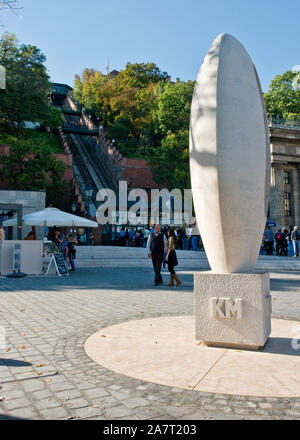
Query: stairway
75 246 300 271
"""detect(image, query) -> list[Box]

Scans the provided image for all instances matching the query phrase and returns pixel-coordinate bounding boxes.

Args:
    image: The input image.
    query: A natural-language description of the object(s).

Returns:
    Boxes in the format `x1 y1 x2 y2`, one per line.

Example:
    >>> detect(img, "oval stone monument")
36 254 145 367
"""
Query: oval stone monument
190 33 270 274
190 34 272 349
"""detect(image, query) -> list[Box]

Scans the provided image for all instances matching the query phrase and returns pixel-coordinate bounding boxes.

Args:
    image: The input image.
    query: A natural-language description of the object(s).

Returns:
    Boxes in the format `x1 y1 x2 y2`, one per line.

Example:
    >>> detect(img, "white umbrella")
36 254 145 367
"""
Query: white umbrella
3 207 98 228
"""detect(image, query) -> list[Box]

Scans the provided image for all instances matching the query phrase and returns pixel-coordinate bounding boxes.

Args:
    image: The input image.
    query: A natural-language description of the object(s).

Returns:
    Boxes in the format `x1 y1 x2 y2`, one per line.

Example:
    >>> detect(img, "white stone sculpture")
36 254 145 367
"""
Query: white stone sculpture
190 33 270 274
190 34 271 349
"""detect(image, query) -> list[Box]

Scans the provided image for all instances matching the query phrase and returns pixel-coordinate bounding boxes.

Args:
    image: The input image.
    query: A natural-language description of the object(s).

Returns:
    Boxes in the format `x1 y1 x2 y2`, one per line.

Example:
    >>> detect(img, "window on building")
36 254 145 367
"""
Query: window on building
283 170 291 185
283 192 292 217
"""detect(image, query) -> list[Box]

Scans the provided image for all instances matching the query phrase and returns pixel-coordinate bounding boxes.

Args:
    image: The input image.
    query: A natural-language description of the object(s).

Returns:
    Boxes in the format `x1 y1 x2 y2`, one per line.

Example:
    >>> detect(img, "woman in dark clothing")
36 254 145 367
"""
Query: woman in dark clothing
67 235 78 272
165 229 182 287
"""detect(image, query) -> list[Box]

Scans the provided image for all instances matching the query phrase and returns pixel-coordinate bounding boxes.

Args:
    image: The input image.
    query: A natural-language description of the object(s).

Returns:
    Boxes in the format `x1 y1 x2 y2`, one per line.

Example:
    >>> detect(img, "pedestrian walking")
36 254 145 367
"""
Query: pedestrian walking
292 226 300 257
165 229 182 287
147 224 167 286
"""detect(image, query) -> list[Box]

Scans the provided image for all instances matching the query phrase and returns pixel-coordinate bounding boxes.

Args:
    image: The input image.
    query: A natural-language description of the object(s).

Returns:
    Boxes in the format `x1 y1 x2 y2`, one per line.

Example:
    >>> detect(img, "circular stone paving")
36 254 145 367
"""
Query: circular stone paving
85 316 300 398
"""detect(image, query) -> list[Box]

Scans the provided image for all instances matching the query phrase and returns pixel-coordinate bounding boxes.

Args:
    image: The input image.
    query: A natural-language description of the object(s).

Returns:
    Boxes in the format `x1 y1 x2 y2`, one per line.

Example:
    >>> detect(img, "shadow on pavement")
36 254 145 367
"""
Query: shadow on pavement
0 359 32 367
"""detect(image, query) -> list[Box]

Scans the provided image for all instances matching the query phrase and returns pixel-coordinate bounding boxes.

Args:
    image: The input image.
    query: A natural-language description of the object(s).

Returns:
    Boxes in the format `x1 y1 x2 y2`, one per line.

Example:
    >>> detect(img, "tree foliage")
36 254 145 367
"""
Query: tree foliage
74 63 194 188
264 70 300 120
0 32 51 134
153 81 194 136
148 130 190 191
0 136 67 206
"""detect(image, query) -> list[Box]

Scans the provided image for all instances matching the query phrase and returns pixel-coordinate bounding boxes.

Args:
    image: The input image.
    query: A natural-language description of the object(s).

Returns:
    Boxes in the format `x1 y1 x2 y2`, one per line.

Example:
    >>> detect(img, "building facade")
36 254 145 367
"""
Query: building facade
269 124 300 229
0 190 46 239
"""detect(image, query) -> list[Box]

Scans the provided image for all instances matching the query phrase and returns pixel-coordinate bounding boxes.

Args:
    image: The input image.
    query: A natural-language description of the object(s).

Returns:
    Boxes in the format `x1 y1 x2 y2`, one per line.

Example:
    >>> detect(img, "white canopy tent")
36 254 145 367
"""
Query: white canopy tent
3 207 98 228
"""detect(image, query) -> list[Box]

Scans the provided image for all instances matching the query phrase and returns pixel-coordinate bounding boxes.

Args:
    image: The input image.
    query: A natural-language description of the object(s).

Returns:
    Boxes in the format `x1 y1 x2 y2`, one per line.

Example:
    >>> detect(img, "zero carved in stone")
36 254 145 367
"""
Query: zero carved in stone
210 297 243 319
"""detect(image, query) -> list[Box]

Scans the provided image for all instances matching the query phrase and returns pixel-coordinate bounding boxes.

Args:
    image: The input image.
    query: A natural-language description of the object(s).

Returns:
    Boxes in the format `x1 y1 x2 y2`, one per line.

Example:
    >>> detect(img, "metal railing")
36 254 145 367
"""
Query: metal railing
269 116 300 131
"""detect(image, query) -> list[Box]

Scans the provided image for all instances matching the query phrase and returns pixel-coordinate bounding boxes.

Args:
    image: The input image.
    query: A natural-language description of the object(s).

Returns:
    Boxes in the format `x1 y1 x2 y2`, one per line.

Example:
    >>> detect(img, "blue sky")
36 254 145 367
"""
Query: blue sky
1 0 299 92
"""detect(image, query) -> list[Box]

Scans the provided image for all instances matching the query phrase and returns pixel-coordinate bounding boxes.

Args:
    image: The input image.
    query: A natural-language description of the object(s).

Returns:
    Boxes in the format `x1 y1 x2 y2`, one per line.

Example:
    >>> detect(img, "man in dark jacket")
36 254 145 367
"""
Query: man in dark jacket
147 224 167 286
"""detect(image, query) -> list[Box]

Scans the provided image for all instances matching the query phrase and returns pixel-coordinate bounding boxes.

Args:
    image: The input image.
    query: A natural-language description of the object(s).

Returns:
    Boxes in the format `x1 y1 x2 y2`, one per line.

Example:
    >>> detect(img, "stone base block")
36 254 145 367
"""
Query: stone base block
194 271 272 349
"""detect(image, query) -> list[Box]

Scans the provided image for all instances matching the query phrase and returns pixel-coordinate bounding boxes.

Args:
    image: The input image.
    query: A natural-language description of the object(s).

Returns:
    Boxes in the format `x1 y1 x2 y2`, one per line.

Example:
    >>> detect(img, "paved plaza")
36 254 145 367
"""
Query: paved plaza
0 267 300 420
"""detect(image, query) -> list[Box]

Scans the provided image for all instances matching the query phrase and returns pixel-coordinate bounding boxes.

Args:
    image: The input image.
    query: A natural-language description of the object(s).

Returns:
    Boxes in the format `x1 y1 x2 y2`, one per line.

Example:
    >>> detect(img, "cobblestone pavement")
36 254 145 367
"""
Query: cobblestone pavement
0 267 300 420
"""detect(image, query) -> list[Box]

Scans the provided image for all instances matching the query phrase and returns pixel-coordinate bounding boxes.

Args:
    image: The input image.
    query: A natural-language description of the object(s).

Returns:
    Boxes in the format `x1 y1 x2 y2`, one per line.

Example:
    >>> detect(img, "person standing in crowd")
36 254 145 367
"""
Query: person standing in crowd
80 232 87 246
125 228 129 247
90 233 94 246
144 227 150 248
176 227 183 250
165 229 182 287
182 227 188 250
128 228 135 247
282 229 288 256
263 227 274 255
119 227 126 246
147 224 167 286
191 233 199 251
139 229 144 247
134 229 141 247
54 231 65 258
286 227 293 256
0 226 5 241
47 227 56 243
292 226 300 257
67 235 78 272
275 229 284 256
186 227 192 250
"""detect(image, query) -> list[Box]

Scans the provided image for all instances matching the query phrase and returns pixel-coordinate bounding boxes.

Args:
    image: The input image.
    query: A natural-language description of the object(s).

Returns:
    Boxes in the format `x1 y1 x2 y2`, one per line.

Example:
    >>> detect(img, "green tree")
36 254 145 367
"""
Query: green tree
0 32 50 135
73 63 195 187
0 137 67 206
264 70 300 120
153 81 195 136
116 62 168 90
43 106 63 131
148 129 190 190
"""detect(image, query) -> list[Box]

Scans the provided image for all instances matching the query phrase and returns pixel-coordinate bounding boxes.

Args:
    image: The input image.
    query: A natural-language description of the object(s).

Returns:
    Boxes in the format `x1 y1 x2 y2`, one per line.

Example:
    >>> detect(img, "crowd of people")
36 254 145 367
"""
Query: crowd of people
118 226 201 251
263 226 300 257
